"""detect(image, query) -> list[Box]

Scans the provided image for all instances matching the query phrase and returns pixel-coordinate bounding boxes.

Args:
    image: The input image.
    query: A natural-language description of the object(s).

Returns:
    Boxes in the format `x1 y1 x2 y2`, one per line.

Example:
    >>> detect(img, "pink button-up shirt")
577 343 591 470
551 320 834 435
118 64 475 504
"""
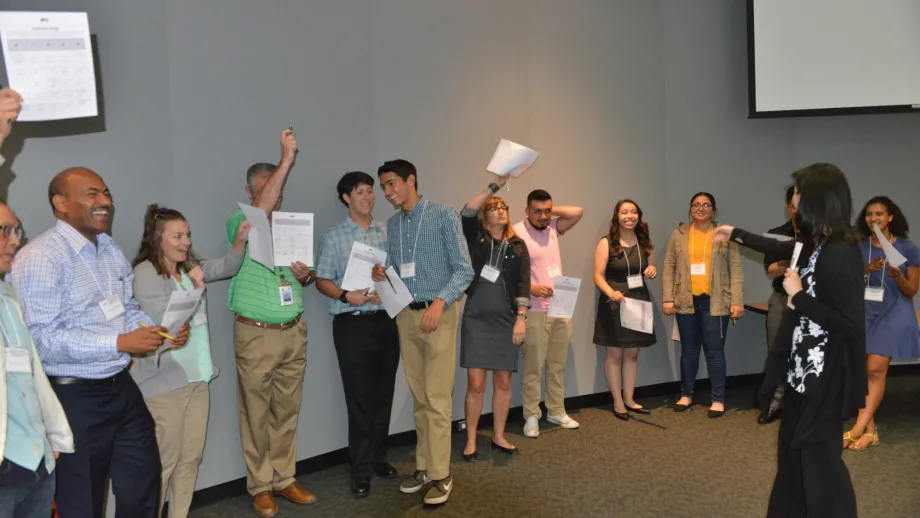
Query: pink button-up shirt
513 218 563 312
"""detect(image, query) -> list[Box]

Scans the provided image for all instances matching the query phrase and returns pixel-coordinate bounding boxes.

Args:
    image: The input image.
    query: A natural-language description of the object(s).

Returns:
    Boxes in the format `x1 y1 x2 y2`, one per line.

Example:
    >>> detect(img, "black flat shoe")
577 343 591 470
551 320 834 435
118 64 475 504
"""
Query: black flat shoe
373 463 397 478
490 441 518 457
757 408 781 424
613 409 630 421
462 450 479 462
351 477 370 498
673 402 691 412
708 409 725 419
626 405 651 415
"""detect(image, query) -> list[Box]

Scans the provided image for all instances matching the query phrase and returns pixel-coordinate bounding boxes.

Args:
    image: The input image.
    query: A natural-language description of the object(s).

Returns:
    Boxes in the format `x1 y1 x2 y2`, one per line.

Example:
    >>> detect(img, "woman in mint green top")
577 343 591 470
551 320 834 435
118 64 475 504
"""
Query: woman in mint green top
130 204 249 518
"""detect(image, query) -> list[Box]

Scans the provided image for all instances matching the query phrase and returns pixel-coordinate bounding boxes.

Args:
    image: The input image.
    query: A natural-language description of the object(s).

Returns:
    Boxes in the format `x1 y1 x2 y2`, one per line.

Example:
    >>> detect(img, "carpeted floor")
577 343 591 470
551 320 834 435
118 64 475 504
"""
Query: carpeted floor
189 376 920 517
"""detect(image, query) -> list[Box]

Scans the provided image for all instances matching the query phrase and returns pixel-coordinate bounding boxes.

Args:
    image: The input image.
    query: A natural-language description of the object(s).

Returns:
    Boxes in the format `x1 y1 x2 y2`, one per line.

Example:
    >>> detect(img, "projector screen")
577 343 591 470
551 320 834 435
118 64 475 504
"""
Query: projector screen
748 0 920 117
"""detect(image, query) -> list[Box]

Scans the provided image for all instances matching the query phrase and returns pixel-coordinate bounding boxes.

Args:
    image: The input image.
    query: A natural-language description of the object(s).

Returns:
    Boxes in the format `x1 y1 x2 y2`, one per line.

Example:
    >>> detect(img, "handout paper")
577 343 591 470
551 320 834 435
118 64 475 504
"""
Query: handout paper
341 242 387 291
155 288 204 365
787 242 804 310
375 267 413 318
873 224 907 268
620 297 654 334
238 203 275 270
547 276 581 319
486 139 540 178
0 11 98 121
272 212 314 268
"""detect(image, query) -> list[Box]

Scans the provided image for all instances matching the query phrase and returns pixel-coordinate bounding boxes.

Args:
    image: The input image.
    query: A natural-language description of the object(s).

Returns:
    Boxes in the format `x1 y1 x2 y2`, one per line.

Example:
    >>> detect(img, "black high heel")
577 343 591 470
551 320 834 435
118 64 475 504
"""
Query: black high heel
462 450 479 462
626 405 651 415
490 440 518 457
613 409 630 421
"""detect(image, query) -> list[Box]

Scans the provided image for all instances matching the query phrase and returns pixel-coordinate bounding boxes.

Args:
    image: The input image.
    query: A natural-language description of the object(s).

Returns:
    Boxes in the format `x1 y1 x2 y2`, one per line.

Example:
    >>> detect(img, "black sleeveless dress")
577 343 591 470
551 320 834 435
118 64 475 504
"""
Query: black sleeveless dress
593 243 658 348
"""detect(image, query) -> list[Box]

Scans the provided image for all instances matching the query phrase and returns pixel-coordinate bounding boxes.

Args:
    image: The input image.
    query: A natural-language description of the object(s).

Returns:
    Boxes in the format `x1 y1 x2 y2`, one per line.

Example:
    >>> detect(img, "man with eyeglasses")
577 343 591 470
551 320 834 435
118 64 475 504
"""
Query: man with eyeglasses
513 190 584 438
0 88 76 518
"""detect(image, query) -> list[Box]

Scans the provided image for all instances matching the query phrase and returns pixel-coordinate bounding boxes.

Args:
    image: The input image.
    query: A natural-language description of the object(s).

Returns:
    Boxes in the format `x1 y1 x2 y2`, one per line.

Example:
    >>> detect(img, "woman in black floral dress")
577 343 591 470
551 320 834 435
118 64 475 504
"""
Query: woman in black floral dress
713 163 865 518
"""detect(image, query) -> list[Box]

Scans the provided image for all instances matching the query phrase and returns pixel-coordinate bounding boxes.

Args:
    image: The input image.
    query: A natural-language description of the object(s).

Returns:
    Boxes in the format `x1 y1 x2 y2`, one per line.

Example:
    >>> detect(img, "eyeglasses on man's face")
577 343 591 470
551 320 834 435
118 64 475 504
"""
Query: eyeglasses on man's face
691 203 712 211
0 225 23 240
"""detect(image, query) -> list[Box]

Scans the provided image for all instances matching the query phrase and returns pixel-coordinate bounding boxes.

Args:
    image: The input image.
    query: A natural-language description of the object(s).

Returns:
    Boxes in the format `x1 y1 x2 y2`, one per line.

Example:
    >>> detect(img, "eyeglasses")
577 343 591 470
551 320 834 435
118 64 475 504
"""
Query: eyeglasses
0 225 23 239
487 206 509 213
691 203 712 210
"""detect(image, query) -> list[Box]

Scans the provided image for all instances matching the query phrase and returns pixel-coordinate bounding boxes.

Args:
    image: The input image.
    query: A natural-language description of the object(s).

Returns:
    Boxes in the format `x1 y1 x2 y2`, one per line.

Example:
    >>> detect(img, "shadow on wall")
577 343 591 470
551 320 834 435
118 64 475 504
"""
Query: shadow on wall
0 34 107 202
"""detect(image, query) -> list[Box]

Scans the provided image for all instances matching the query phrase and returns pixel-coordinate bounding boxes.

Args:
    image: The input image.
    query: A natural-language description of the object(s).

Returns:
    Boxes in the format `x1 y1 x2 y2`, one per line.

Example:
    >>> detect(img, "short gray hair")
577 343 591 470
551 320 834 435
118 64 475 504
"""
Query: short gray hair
246 162 277 191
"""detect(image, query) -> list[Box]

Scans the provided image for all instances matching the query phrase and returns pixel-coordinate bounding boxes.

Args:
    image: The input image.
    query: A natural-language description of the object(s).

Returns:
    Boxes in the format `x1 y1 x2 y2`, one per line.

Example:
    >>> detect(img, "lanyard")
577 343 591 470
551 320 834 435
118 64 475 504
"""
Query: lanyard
488 238 508 269
399 200 429 266
623 242 642 277
688 225 712 265
76 246 115 298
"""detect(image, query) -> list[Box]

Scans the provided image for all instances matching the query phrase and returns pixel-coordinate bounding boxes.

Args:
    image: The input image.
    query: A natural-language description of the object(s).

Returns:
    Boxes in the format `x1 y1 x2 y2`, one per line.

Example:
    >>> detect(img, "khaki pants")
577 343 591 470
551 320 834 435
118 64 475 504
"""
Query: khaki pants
395 305 459 481
522 312 572 419
145 381 210 518
234 318 307 495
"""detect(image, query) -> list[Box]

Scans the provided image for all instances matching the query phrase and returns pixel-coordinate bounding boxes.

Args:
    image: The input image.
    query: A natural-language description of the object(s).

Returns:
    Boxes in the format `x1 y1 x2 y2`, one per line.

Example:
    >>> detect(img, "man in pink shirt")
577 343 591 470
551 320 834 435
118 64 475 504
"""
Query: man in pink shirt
512 190 584 438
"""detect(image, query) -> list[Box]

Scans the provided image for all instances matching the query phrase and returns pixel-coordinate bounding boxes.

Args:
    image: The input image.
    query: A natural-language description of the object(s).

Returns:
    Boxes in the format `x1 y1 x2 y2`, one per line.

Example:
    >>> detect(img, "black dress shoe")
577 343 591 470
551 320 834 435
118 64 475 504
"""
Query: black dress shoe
708 409 725 419
757 408 782 424
462 450 479 462
490 440 518 457
673 402 691 412
373 463 397 478
351 477 370 498
612 409 630 421
626 405 651 415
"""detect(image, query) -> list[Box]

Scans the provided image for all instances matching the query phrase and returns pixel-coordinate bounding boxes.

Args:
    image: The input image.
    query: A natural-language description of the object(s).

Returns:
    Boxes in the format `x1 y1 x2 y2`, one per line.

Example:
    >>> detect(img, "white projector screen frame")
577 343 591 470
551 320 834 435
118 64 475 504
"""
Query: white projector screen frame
747 0 920 118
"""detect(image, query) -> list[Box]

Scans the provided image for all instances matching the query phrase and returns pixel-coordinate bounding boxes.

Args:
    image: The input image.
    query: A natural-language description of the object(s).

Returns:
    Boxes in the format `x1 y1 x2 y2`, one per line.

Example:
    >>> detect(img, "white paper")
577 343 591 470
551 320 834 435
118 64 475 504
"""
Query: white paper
155 288 204 364
763 232 794 242
272 211 314 268
238 203 274 270
341 242 387 291
619 297 654 334
787 241 804 310
0 12 98 121
547 276 581 319
873 224 907 268
375 267 413 318
486 139 540 178
671 318 681 341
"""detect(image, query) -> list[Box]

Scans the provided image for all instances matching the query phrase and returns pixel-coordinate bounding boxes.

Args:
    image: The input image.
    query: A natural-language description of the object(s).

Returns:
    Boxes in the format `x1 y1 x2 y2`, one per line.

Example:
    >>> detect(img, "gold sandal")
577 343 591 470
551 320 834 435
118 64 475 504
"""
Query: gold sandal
842 431 858 450
848 431 880 451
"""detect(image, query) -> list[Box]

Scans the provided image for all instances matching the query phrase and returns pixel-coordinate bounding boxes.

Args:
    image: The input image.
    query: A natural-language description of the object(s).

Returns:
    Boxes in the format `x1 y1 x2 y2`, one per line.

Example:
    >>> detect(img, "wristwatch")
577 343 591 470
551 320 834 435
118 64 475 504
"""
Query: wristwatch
516 311 527 320
488 183 500 193
339 290 349 303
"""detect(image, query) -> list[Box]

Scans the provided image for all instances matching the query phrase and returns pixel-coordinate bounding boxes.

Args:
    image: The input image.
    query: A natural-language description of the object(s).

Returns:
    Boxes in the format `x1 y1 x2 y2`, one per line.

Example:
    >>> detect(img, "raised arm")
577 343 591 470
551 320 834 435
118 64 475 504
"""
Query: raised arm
721 226 796 257
463 177 507 214
251 129 298 214
554 205 584 235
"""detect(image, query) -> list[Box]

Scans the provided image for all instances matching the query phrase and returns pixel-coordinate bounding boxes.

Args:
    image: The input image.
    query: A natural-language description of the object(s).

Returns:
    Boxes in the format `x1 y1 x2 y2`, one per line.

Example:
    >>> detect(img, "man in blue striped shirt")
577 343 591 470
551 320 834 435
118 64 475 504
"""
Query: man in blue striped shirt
10 168 188 518
372 159 473 505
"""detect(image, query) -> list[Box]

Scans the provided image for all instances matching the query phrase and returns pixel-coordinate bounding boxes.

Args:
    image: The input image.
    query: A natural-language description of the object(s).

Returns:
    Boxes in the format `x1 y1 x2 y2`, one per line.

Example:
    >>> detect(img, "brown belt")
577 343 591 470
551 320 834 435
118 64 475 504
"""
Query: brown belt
235 314 301 330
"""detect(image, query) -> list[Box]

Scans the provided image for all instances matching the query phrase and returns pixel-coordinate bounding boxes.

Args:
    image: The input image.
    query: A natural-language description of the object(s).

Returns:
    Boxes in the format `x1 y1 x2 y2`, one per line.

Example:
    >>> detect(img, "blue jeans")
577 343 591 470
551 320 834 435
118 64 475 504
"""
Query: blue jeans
676 294 730 403
0 460 55 518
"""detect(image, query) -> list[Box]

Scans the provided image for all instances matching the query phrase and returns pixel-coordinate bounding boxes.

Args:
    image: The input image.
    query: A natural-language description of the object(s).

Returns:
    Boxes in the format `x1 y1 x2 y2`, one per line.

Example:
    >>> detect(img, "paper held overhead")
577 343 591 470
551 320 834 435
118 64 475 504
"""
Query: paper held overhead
873 224 907 268
486 139 540 178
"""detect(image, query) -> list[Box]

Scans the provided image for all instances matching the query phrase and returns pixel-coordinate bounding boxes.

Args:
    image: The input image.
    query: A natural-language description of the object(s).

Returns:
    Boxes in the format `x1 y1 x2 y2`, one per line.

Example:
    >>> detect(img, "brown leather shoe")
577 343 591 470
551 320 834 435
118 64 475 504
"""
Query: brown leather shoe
274 482 317 505
252 491 278 517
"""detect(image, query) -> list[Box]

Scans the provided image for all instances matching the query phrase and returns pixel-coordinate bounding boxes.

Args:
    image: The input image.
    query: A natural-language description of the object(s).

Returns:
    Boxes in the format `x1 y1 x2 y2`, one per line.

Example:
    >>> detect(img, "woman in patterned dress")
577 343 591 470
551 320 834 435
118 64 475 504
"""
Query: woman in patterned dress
712 163 865 518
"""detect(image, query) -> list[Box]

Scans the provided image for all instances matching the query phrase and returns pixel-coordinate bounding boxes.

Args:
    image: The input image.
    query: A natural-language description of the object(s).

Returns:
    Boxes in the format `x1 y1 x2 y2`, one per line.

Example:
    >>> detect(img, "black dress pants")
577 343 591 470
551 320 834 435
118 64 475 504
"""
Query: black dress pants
332 311 400 479
50 369 161 518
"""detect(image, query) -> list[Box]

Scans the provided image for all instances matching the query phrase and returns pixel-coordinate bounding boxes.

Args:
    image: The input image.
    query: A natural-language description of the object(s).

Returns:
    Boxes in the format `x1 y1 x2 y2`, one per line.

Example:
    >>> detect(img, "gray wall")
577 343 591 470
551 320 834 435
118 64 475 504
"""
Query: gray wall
2 0 918 500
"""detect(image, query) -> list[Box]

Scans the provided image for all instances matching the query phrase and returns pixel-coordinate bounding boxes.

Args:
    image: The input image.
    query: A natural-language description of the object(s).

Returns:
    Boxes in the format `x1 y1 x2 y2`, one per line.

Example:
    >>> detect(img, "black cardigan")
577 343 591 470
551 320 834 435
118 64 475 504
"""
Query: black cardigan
731 228 867 446
461 213 531 314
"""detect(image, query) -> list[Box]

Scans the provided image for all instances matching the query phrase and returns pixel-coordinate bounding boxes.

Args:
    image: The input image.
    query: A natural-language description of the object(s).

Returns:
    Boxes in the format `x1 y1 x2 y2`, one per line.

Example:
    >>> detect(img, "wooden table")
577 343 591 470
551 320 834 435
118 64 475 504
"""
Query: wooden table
745 303 920 326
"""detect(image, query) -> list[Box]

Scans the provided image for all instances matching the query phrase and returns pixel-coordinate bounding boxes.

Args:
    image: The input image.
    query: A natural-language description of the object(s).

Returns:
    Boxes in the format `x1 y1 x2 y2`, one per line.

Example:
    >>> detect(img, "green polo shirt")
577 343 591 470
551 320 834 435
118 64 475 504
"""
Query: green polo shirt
227 210 304 324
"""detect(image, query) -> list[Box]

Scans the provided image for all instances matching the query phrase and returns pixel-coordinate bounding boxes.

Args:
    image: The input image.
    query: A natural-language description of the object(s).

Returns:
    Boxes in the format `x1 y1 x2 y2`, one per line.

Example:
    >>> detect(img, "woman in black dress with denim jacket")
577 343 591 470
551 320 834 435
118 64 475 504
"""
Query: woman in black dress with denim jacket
713 163 865 518
458 175 530 460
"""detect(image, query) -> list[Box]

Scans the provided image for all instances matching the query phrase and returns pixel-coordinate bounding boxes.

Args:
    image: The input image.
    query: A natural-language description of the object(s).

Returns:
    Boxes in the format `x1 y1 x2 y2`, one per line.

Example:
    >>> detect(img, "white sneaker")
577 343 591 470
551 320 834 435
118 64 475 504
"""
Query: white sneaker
547 414 580 429
523 415 540 438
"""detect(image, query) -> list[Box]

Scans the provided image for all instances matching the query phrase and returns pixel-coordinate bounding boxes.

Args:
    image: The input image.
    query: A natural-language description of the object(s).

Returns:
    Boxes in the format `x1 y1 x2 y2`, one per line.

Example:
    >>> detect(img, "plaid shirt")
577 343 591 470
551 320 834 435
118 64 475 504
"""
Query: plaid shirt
384 198 473 307
8 220 154 379
315 216 388 315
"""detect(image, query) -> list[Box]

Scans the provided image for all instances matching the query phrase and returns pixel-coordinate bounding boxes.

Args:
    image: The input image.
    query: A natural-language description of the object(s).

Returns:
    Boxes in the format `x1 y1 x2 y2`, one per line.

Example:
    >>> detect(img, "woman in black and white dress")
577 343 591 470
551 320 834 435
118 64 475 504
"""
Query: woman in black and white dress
713 163 865 518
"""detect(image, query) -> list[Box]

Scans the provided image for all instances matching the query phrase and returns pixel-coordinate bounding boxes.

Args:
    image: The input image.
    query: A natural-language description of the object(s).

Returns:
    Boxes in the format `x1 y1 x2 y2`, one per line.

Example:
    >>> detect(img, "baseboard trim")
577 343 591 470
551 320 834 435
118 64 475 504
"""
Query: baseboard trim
188 364 920 510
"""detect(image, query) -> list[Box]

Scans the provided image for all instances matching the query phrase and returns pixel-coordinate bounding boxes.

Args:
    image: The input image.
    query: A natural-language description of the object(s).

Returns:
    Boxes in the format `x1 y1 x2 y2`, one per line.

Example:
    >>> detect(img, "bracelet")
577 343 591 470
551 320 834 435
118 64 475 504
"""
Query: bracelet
488 183 500 193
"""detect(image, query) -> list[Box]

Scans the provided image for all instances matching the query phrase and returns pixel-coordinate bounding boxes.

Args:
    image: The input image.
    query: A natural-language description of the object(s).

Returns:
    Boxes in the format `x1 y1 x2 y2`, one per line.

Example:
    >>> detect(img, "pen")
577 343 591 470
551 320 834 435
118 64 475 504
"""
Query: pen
138 322 175 341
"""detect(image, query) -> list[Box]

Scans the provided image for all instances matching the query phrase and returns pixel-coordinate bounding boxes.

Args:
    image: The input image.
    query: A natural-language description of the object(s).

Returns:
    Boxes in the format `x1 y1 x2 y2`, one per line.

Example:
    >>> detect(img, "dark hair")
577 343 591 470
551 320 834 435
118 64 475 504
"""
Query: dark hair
857 196 909 238
607 199 653 257
246 162 277 192
785 185 795 205
377 159 417 190
526 189 552 207
791 163 859 246
688 192 717 219
336 171 375 207
132 204 200 276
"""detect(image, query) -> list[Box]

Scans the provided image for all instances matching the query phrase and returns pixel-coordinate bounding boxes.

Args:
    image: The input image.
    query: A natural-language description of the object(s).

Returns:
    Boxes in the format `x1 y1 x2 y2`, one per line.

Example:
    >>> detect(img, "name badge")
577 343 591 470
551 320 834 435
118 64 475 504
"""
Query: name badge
100 294 125 321
481 265 501 283
5 348 31 374
627 274 644 290
193 312 208 327
279 283 294 306
400 263 416 279
865 287 884 302
547 265 562 279
690 263 706 276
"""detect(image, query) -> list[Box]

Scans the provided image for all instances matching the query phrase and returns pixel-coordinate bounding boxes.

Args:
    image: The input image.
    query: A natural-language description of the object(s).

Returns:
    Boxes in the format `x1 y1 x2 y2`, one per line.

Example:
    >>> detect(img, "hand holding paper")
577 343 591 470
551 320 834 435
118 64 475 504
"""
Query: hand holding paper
239 203 274 269
547 276 581 319
486 139 540 179
342 242 388 291
873 224 907 268
375 266 413 318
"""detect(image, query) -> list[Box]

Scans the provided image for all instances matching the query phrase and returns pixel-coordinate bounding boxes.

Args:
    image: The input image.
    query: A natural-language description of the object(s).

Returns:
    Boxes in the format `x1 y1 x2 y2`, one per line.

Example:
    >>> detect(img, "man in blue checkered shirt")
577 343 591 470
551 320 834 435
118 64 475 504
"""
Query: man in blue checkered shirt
371 159 473 505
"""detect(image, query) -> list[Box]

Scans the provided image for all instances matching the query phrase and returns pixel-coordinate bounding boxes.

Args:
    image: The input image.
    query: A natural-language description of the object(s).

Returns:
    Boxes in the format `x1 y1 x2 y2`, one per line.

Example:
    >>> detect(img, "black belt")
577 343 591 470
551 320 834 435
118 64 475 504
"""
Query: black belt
48 369 130 386
338 310 387 317
408 301 435 310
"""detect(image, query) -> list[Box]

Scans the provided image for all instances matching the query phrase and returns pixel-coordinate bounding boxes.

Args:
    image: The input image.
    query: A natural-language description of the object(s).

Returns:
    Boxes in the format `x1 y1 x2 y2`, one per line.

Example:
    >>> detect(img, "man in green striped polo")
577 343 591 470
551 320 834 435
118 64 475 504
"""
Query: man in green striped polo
227 128 317 518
